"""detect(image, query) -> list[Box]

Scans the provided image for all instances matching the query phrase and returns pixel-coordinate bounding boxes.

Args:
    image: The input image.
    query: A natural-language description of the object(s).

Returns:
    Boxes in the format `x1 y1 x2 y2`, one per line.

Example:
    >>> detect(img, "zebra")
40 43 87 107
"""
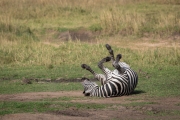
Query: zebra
81 44 138 97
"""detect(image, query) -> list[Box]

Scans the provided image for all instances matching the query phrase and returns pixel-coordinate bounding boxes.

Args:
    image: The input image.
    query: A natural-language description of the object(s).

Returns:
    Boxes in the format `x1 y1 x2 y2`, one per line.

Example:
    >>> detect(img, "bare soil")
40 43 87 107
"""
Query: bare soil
0 91 180 120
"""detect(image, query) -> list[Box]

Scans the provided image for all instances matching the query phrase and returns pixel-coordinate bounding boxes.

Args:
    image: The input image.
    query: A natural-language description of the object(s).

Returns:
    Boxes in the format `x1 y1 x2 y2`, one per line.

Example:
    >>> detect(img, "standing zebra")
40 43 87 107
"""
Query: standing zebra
81 44 138 97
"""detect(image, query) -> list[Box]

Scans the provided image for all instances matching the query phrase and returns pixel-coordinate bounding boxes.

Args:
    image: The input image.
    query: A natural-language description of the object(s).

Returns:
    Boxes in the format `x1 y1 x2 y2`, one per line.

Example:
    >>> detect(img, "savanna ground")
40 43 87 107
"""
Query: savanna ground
0 90 180 120
0 0 180 120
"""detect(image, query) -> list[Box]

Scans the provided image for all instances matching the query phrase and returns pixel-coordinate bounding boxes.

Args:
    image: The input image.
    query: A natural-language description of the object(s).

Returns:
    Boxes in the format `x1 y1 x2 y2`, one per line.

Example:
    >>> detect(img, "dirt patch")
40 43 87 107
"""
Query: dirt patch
52 108 91 117
0 113 90 120
50 108 143 120
0 91 83 101
0 91 180 120
0 90 145 103
58 29 98 42
138 41 180 48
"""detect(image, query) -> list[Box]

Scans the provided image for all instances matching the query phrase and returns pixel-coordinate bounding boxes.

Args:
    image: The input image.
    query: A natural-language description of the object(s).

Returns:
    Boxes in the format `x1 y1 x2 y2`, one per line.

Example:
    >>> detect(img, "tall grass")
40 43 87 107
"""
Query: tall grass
100 10 145 35
100 5 180 36
0 0 179 70
0 0 179 37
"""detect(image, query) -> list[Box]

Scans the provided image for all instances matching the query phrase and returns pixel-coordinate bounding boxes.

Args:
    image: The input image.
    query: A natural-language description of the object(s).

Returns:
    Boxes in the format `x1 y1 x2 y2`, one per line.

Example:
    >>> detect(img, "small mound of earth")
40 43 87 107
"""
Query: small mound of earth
0 113 90 120
58 29 98 41
20 78 97 84
52 108 91 117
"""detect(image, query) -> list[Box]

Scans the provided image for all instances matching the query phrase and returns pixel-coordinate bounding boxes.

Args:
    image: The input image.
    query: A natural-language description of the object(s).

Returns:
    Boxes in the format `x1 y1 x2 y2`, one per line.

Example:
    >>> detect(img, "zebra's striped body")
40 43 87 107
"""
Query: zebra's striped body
81 44 138 97
82 62 138 97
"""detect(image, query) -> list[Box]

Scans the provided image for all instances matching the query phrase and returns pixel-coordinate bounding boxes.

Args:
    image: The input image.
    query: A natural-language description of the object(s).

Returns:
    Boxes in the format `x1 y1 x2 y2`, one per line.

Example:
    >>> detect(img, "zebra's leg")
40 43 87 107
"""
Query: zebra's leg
113 54 125 74
106 44 119 69
98 56 113 80
106 44 130 70
81 64 95 75
98 56 111 69
105 44 115 62
81 64 107 85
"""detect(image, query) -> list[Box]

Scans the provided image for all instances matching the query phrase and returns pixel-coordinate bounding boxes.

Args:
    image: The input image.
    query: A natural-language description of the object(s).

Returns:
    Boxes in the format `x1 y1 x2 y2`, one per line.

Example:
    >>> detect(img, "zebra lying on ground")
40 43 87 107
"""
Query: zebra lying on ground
81 44 138 97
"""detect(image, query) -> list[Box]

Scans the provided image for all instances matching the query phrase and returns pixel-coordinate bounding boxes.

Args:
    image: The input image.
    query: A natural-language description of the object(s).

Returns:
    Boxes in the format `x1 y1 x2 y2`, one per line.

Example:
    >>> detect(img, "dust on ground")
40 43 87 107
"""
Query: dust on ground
0 91 180 120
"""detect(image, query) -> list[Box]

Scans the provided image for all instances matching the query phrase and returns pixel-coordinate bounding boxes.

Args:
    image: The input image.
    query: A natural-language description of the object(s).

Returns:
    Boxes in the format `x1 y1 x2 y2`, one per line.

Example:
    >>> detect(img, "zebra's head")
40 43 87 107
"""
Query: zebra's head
81 77 98 96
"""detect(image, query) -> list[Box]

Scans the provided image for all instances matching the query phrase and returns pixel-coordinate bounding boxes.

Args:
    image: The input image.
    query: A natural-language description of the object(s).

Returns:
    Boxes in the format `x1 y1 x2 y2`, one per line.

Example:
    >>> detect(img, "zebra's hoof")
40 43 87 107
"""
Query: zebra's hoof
105 44 111 50
101 56 111 63
81 64 88 69
105 56 111 62
81 64 91 71
116 54 122 60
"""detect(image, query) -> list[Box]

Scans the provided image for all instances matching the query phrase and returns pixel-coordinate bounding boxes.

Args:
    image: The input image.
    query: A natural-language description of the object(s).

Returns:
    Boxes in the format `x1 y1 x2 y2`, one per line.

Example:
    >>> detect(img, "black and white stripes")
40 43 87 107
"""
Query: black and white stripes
81 44 138 97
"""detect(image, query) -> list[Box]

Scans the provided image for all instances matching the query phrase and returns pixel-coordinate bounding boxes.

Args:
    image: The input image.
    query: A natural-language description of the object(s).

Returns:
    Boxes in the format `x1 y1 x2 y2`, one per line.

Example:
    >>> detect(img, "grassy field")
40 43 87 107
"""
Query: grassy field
0 0 180 119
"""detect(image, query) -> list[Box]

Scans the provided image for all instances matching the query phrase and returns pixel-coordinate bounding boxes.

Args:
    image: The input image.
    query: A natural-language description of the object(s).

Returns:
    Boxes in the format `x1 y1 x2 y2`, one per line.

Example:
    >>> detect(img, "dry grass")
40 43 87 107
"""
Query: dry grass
0 0 179 36
0 0 180 68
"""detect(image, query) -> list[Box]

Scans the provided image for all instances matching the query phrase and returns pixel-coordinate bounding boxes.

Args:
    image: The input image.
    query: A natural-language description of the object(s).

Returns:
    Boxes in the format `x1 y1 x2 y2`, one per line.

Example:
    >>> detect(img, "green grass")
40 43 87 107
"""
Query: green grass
0 101 50 115
146 109 180 116
0 65 179 97
0 100 109 115
0 65 86 80
0 80 82 94
137 66 180 97
123 101 156 107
